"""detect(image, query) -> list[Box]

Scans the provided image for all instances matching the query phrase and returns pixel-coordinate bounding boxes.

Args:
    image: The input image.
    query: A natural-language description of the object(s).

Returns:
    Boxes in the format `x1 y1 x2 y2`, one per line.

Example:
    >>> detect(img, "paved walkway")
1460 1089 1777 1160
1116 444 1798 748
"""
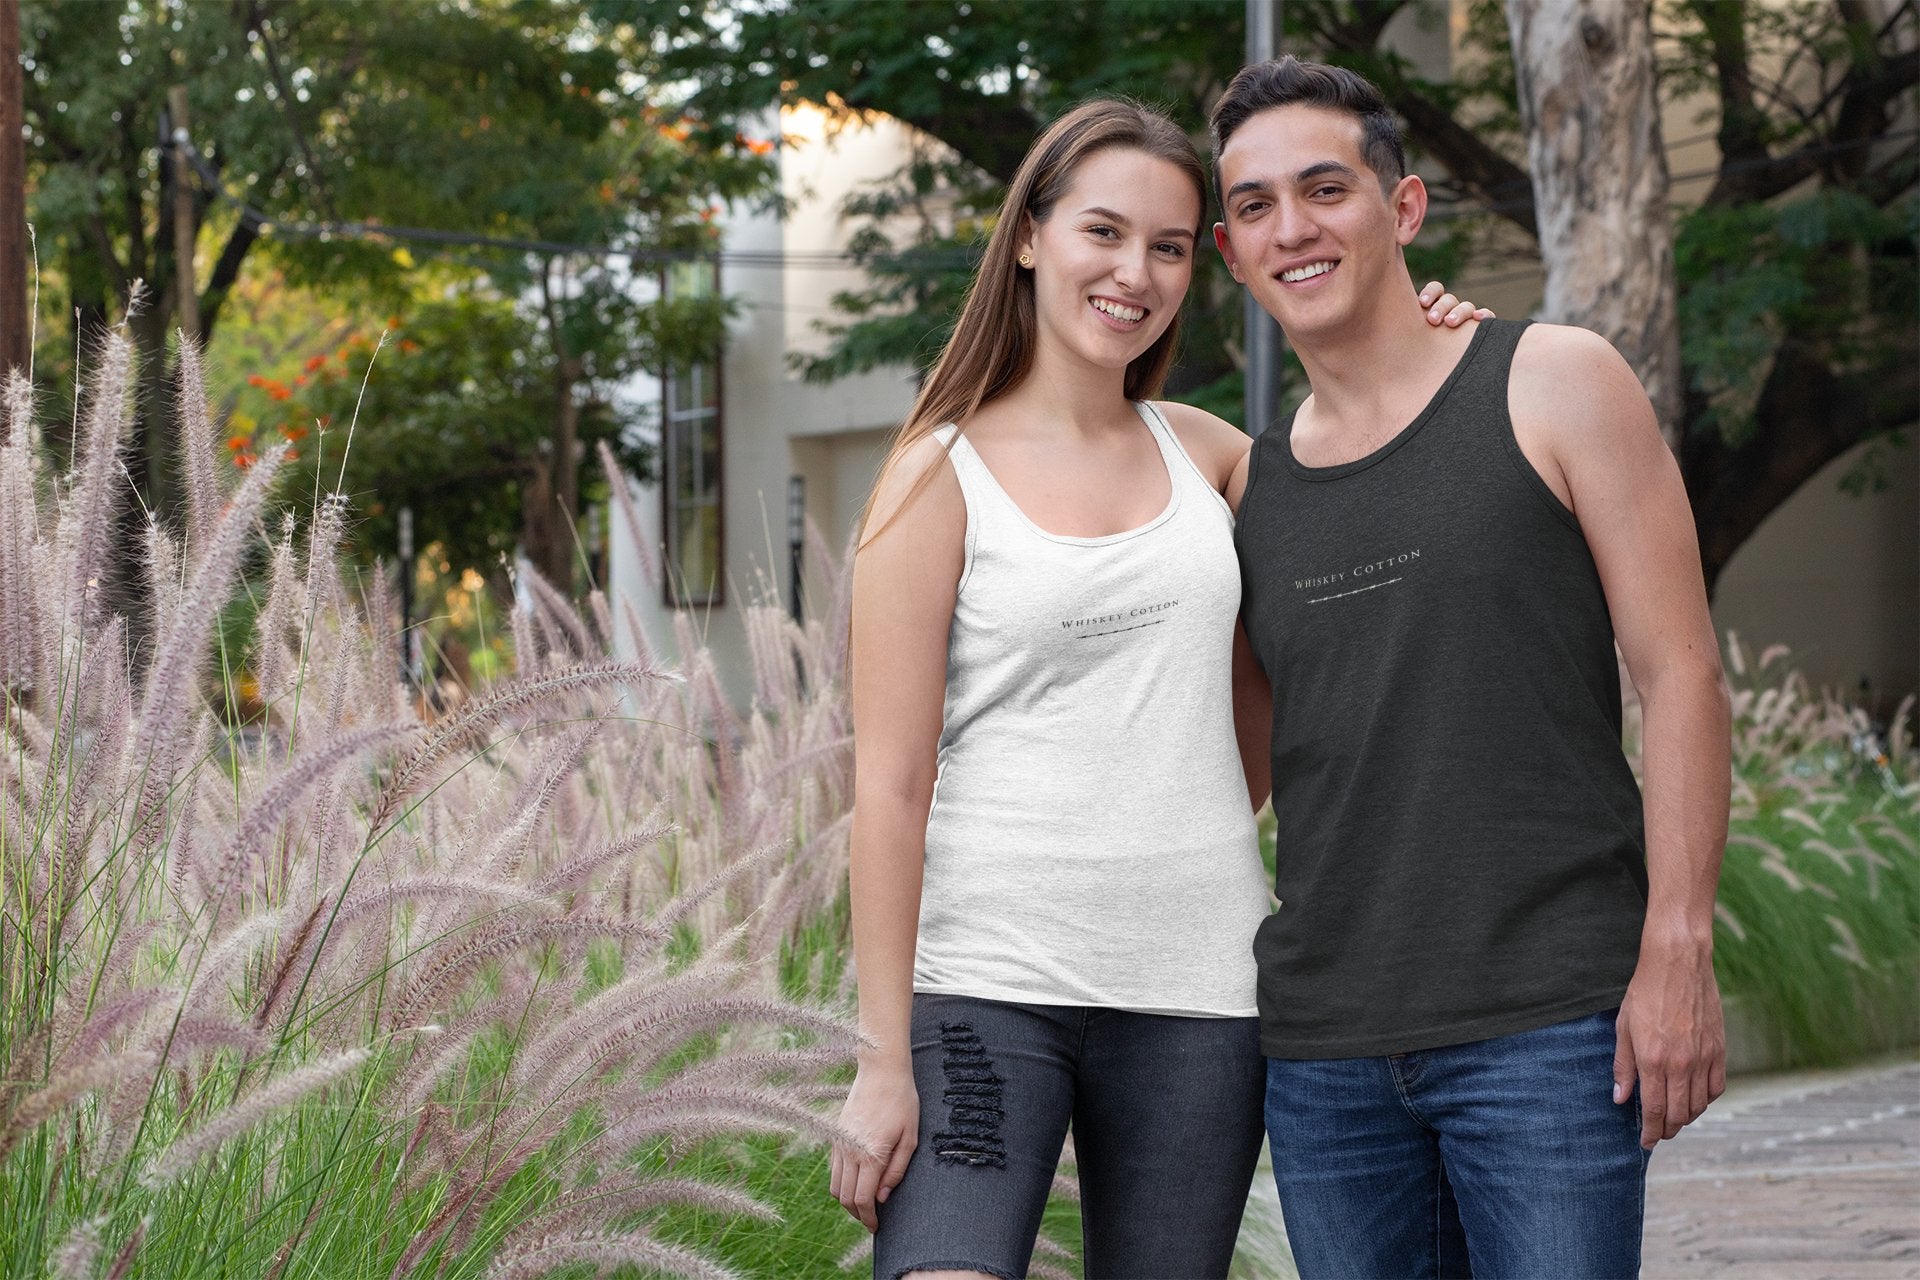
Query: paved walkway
1644 1052 1920 1278
1232 1053 1920 1279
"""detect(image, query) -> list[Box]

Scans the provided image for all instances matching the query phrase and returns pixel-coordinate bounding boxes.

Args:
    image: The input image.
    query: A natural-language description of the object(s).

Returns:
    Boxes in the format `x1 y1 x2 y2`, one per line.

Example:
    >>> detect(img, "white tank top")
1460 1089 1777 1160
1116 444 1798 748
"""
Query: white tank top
914 401 1270 1016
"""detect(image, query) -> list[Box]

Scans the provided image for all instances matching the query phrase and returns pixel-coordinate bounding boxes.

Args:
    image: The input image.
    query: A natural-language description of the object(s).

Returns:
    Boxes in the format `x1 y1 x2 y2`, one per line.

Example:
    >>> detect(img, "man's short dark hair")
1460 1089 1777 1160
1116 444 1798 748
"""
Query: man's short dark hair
1209 56 1406 198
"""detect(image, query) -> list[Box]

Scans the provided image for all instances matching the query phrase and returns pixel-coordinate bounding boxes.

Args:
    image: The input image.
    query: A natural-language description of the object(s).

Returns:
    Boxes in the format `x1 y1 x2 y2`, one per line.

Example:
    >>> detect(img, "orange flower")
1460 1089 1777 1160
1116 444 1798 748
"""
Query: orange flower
282 424 309 441
399 339 421 354
267 384 293 401
233 451 256 469
293 374 307 387
226 435 249 451
304 354 327 373
246 373 267 388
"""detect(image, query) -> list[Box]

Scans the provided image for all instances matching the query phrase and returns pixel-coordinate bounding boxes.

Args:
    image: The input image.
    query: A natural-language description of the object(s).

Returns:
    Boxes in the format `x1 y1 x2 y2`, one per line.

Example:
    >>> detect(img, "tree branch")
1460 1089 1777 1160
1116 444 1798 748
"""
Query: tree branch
839 90 1037 187
245 0 338 221
197 218 262 348
1394 90 1538 240
1685 334 1920 590
118 112 148 285
1688 0 1770 172
1312 4 1538 240
1704 43 1918 205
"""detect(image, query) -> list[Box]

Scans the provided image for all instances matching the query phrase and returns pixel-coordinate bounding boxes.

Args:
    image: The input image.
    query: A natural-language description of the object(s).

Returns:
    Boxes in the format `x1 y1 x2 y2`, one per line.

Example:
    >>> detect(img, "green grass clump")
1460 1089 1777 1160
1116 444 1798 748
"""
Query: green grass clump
1708 640 1919 1066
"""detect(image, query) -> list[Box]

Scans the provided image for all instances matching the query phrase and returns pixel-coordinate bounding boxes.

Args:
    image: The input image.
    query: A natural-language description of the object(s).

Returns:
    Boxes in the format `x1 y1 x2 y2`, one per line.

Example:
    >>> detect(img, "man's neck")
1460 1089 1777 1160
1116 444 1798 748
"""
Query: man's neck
1288 294 1455 435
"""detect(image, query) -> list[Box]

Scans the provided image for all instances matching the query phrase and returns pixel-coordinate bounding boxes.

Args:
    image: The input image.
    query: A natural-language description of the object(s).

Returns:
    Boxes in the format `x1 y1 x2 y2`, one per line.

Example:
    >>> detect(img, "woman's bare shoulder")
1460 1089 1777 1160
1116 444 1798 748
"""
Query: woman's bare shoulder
1151 400 1253 491
862 429 966 556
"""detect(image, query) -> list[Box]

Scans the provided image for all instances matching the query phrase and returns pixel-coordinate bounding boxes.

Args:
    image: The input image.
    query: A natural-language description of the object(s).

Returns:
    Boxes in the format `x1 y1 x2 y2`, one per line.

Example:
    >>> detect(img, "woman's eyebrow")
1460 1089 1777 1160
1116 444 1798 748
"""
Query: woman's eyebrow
1080 207 1196 239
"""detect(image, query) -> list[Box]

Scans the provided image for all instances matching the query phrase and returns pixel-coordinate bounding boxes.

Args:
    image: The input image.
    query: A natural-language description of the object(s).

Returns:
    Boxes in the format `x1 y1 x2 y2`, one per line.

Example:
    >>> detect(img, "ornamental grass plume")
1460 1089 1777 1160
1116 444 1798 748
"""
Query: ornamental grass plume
1623 636 1920 1066
0 324 859 1277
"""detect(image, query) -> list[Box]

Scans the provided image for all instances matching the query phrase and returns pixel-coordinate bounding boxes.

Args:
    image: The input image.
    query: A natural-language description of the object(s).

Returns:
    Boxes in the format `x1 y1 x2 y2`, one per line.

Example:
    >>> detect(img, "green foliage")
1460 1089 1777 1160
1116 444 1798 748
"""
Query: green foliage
20 0 775 584
1677 189 1918 447
261 290 664 575
633 0 1245 181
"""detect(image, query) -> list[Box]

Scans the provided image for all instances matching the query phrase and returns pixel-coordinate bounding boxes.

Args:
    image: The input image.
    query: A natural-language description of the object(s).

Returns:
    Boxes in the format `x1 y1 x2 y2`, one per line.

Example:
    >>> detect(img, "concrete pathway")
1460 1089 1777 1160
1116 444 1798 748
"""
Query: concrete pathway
1231 1053 1920 1279
1644 1052 1920 1278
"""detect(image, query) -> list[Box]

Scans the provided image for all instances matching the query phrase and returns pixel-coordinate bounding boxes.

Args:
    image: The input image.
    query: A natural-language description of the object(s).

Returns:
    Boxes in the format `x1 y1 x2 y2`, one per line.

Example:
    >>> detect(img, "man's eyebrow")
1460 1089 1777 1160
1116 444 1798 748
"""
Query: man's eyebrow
1296 161 1360 184
1080 207 1196 239
1224 179 1272 202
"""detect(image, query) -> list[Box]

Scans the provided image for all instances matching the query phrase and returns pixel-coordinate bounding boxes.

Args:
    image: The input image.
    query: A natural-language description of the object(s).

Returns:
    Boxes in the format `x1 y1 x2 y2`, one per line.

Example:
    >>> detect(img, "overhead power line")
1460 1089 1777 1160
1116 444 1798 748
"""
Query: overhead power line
179 137 930 270
179 120 1917 271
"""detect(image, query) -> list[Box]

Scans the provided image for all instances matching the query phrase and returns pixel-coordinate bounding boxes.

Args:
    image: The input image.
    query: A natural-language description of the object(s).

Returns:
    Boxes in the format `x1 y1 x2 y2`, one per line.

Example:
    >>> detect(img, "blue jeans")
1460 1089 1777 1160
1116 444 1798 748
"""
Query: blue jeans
873 993 1265 1279
1266 1008 1650 1279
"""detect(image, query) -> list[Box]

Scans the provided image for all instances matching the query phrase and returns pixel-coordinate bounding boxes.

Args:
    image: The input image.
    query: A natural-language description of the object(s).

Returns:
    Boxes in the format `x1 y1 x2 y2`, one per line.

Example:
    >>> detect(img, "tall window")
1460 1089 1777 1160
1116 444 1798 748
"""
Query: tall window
663 259 723 606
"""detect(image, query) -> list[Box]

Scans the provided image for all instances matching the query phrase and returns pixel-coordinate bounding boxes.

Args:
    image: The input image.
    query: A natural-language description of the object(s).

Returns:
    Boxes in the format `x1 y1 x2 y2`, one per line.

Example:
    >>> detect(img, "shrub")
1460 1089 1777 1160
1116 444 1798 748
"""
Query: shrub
0 326 857 1278
1699 639 1919 1066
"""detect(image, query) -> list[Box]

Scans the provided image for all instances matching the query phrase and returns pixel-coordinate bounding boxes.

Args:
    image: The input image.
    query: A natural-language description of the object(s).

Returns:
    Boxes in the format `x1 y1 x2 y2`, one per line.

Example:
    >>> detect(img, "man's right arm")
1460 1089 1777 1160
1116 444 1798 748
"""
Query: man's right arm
1511 324 1731 1149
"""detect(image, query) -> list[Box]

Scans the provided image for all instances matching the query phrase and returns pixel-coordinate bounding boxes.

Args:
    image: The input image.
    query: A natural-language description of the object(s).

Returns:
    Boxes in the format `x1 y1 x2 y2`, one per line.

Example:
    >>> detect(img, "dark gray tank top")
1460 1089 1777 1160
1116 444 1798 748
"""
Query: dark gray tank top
1236 319 1647 1058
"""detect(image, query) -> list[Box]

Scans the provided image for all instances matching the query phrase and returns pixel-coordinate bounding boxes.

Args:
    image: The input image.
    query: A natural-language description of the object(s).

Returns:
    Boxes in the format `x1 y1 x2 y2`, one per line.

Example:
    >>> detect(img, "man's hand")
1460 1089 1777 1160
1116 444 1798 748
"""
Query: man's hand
830 1060 919 1231
1613 934 1727 1149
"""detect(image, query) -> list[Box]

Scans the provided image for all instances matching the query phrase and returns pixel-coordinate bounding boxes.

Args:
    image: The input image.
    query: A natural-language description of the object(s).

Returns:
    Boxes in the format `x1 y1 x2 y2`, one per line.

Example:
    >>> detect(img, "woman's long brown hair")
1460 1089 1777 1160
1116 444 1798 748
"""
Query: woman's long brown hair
858 98 1207 545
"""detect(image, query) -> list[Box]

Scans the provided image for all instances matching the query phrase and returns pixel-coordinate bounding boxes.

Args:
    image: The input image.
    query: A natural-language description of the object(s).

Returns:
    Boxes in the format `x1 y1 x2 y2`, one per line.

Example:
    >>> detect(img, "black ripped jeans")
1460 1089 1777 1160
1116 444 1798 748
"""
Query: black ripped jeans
872 993 1265 1280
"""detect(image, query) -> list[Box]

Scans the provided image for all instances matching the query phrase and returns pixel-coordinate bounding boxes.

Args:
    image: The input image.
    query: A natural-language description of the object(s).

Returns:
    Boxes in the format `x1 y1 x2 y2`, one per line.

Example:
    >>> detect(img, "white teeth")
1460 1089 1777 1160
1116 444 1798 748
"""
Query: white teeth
1091 298 1145 323
1281 260 1336 283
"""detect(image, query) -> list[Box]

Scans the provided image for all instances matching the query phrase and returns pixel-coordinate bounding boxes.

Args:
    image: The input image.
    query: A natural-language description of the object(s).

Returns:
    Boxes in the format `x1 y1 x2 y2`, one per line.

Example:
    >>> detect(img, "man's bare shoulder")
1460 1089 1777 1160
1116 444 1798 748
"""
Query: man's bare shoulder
1512 323 1643 403
1512 323 1656 444
1509 320 1668 514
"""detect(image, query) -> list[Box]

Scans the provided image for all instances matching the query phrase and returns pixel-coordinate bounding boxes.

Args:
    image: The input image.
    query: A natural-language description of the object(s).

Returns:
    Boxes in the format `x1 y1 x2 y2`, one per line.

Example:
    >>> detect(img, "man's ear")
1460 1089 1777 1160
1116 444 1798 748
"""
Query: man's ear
1390 174 1429 246
1214 222 1241 280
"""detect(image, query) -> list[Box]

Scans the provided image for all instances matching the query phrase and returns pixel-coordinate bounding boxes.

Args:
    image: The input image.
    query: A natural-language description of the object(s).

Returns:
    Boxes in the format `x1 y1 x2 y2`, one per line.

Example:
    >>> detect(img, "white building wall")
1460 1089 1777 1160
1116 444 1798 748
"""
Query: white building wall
608 106 919 704
1713 436 1919 713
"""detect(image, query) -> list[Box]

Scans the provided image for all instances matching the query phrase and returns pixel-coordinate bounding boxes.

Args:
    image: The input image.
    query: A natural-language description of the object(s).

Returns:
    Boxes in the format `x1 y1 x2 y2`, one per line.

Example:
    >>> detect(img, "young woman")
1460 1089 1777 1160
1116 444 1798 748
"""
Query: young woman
829 98 1483 1280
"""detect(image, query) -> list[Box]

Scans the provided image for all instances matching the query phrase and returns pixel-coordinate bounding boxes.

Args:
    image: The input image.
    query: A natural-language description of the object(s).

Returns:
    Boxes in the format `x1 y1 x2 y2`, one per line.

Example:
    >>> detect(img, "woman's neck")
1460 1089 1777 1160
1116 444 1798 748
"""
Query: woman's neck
990 342 1136 438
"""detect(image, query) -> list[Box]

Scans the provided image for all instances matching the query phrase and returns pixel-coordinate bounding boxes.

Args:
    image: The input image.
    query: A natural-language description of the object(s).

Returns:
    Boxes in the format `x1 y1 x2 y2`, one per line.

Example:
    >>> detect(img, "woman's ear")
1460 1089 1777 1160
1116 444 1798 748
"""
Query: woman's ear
1016 214 1037 267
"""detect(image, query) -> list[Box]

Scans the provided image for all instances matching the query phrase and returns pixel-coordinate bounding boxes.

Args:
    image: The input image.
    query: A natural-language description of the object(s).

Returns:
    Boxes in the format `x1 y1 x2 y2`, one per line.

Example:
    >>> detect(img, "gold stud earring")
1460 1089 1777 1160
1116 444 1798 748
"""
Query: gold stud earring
1017 253 1034 268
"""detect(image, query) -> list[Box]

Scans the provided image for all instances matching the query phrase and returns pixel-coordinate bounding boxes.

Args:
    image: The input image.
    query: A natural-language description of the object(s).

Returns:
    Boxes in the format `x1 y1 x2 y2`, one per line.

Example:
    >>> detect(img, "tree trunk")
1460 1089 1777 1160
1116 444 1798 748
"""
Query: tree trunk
551 354 583 589
1507 0 1683 448
521 451 562 591
528 261 584 593
1684 337 1919 595
0 0 27 379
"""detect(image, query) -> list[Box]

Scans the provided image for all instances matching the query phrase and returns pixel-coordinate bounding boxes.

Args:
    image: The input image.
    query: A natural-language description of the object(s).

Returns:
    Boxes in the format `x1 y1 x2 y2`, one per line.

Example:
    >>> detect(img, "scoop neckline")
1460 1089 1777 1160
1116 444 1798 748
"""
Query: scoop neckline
1284 322 1494 481
951 401 1182 546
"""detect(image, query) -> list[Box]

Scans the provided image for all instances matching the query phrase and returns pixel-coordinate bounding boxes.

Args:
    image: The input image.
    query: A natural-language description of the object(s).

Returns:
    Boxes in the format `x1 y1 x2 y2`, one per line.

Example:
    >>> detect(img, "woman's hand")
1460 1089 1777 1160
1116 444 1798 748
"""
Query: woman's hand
830 1060 920 1232
1418 280 1495 328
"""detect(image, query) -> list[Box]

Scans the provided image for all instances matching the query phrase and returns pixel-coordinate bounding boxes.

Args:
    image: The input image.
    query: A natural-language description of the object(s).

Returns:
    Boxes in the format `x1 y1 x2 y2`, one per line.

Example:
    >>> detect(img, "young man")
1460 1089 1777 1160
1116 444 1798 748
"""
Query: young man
1213 57 1732 1277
